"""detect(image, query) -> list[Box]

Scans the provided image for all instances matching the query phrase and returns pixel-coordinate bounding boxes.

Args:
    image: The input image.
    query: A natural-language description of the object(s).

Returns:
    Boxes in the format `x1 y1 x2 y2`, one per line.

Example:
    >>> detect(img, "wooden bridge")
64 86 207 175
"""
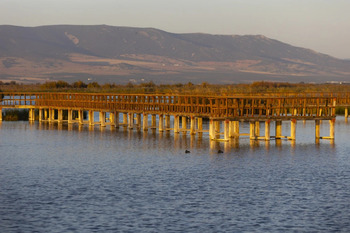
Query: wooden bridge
1 92 349 142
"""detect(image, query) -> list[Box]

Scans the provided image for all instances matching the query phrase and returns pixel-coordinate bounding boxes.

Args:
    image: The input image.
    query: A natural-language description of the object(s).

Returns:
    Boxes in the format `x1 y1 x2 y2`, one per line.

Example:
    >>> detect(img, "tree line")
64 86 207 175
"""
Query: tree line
1 80 350 95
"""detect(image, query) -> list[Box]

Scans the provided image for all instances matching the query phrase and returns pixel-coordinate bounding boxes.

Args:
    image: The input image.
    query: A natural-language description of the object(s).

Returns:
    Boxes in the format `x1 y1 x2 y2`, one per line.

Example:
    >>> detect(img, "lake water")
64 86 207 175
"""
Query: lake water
1 117 350 232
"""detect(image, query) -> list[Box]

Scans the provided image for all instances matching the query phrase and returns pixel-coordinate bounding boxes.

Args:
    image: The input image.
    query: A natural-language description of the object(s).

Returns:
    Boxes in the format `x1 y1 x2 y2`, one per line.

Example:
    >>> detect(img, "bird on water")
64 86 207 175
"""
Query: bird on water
218 150 223 153
185 150 191 153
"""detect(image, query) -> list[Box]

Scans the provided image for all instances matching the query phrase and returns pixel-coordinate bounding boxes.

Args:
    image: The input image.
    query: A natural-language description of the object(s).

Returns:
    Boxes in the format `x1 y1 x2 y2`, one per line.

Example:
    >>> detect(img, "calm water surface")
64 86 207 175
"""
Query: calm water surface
1 118 350 232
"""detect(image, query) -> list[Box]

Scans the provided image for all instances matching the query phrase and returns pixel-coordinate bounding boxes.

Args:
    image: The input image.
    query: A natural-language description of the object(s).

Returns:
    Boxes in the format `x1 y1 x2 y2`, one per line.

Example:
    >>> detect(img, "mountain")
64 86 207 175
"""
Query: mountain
1 25 350 84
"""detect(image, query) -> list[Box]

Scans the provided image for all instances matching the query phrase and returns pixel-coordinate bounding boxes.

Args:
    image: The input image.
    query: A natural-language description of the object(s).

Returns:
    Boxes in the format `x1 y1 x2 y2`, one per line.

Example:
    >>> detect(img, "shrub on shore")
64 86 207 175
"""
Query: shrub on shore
2 109 29 121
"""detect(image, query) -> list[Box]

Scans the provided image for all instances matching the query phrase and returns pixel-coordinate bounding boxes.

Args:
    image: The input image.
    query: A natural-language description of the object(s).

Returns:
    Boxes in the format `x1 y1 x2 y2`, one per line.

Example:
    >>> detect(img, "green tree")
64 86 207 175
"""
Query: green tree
56 80 70 88
87 82 101 88
72 81 87 88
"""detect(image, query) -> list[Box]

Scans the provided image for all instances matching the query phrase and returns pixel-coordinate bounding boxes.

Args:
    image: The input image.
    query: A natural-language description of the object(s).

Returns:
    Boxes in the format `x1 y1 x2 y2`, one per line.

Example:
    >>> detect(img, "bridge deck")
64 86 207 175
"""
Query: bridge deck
0 92 341 121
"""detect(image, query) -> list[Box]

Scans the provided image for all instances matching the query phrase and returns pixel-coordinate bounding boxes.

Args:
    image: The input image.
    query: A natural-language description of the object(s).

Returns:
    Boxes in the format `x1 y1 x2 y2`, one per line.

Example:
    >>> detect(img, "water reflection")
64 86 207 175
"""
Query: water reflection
265 140 270 151
27 121 342 154
275 138 282 148
1 120 349 233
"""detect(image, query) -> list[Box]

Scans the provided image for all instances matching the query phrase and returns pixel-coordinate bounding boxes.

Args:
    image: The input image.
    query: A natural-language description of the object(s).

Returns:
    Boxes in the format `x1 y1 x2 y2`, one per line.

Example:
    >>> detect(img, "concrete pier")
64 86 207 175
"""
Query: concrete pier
289 119 296 140
174 115 180 133
39 109 43 122
151 114 156 129
329 119 335 139
265 120 271 141
89 111 94 125
159 114 164 132
209 119 216 140
113 112 119 128
275 121 282 139
190 116 196 135
136 114 141 130
128 113 134 129
123 113 128 126
165 115 171 130
255 121 260 137
224 119 230 141
78 110 84 125
182 116 187 133
197 118 203 132
250 121 256 140
57 109 63 123
315 120 320 139
100 111 106 127
143 114 148 131
68 109 73 124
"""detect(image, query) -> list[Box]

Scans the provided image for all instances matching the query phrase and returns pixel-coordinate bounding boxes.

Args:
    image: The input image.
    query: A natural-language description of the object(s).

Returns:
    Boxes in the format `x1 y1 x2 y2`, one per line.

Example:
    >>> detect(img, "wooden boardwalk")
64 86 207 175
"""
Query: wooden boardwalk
1 92 349 142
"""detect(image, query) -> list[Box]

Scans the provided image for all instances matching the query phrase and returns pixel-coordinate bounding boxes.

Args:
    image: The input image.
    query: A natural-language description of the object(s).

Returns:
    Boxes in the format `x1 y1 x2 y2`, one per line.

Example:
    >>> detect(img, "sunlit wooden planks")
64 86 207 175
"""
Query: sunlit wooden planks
0 92 344 120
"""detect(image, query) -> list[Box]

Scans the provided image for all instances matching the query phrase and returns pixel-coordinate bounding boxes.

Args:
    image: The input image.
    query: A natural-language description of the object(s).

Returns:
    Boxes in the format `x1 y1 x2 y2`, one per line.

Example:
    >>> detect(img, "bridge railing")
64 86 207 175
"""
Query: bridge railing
0 93 37 106
209 96 336 118
0 92 339 119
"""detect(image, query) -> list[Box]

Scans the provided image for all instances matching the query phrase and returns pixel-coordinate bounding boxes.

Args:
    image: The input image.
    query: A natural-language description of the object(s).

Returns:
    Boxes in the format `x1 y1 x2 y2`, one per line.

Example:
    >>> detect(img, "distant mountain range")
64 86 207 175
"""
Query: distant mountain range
1 25 349 84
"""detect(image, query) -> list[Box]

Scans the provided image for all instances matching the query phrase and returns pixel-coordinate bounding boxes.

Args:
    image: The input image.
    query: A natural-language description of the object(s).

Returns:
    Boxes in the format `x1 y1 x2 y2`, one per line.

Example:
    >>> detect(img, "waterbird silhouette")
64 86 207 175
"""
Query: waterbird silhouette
185 150 191 153
218 150 223 153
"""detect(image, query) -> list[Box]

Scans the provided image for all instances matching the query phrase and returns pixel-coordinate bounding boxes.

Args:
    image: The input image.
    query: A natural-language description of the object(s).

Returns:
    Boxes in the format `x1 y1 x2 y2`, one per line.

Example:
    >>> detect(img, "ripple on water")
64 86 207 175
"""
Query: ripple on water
0 121 350 232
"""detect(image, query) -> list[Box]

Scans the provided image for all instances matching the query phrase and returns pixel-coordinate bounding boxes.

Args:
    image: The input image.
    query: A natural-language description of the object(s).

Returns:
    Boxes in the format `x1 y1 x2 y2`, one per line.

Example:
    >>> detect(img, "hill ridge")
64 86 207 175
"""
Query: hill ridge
0 25 349 84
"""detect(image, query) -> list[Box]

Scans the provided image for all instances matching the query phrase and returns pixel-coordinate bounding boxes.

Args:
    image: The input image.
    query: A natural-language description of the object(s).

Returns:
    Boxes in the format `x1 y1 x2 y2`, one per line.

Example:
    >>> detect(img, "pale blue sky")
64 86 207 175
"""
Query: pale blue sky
1 0 350 58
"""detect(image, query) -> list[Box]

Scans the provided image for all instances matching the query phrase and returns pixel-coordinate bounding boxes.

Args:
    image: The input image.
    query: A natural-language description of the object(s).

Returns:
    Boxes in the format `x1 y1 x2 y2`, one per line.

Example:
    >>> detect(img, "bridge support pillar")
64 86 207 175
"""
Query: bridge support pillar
315 120 320 139
190 116 196 135
159 114 164 132
136 114 141 130
289 119 296 140
265 120 271 141
165 115 171 130
215 121 220 134
143 114 148 131
48 109 53 122
197 118 203 132
57 109 63 123
113 112 119 128
232 121 239 138
174 115 180 133
151 115 156 129
128 113 134 129
345 108 349 118
235 121 240 138
29 108 35 122
100 112 106 127
329 119 335 139
250 121 256 140
39 109 43 122
209 119 216 140
68 109 73 124
229 121 234 138
182 116 187 133
44 109 48 121
123 113 128 127
78 110 83 125
275 121 282 139
89 111 94 125
224 119 230 141
255 121 260 136
28 109 32 122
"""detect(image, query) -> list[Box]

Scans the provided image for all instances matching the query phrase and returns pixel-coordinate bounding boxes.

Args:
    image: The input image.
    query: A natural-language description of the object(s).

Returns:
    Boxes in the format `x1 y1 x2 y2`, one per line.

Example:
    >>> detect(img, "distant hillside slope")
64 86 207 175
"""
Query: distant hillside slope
0 25 349 84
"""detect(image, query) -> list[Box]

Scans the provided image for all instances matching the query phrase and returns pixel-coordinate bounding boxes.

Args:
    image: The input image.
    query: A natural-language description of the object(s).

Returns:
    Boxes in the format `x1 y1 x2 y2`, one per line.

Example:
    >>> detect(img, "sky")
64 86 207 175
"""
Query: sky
1 0 350 59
